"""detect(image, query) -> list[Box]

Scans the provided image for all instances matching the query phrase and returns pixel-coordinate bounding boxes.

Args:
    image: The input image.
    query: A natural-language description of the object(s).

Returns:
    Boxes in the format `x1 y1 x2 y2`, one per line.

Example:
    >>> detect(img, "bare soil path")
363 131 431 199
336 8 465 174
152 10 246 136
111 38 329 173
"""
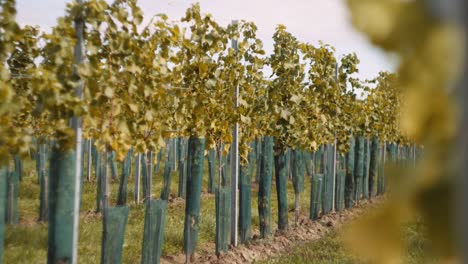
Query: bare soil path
161 198 383 264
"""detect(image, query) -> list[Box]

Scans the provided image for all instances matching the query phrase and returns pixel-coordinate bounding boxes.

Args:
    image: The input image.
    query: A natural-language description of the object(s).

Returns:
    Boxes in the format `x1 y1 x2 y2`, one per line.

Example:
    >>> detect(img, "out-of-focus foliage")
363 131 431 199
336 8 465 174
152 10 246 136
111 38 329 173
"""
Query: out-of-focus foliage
346 0 464 262
0 0 28 164
8 26 43 141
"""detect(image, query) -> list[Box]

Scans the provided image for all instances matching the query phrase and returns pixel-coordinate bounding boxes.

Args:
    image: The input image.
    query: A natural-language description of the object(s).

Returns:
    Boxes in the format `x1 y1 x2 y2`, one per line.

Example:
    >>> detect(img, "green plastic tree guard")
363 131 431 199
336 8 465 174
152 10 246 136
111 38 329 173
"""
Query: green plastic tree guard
109 151 118 180
215 186 230 254
178 139 187 198
335 170 346 211
310 151 316 175
384 143 396 193
383 144 388 193
407 145 410 161
296 151 306 192
239 145 254 244
101 151 111 211
95 149 103 213
398 145 402 165
291 149 304 224
390 143 398 166
255 138 262 183
362 139 370 199
286 148 291 180
248 142 256 177
48 147 78 264
377 143 386 195
377 145 382 196
314 147 323 174
146 152 154 201
320 146 326 212
155 148 163 173
6 162 19 225
274 149 288 230
345 138 355 208
141 200 167 264
405 145 409 164
30 138 37 160
303 152 312 177
394 144 399 167
35 153 40 183
14 156 22 182
92 145 100 180
160 145 173 201
368 138 379 199
183 137 206 257
224 147 231 182
354 137 365 202
177 139 187 198
322 144 333 215
406 145 410 163
39 164 49 222
342 154 347 171
0 167 7 263
399 145 403 165
141 151 154 202
38 143 48 221
215 148 230 254
36 143 46 183
117 148 133 206
391 143 397 162
35 144 41 184
258 136 273 238
300 151 307 184
310 174 323 220
402 145 408 166
79 141 85 210
335 153 344 211
101 206 129 264
328 145 336 212
251 141 256 182
207 149 216 194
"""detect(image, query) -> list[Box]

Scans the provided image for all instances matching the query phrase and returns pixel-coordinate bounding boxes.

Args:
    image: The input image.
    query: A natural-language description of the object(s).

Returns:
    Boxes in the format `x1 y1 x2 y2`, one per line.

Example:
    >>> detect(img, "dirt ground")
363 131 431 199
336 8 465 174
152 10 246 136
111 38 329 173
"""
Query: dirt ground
161 198 383 264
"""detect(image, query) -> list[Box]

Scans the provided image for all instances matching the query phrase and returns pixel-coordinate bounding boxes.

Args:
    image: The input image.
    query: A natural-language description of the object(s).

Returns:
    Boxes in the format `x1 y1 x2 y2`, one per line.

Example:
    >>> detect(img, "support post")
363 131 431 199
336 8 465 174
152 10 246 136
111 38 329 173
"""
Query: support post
86 139 92 182
71 2 84 262
230 19 239 247
331 140 337 212
173 138 178 171
134 153 141 204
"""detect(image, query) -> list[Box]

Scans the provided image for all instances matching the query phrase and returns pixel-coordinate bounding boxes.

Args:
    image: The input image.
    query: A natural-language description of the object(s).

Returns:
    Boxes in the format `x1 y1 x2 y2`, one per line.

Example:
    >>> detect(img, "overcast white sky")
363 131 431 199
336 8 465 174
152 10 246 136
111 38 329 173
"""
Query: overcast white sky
16 0 396 80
